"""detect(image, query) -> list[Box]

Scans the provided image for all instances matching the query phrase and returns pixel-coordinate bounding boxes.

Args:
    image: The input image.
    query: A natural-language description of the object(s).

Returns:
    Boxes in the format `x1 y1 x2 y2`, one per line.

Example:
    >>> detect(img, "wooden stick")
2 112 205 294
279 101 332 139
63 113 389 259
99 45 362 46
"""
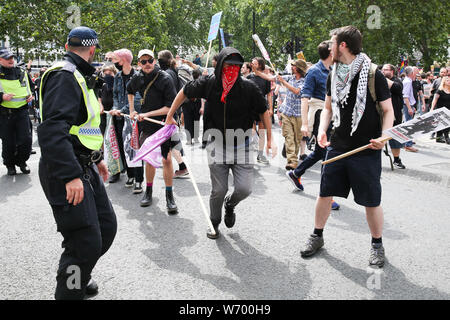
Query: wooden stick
104 111 165 126
204 40 213 69
182 155 216 235
322 137 392 165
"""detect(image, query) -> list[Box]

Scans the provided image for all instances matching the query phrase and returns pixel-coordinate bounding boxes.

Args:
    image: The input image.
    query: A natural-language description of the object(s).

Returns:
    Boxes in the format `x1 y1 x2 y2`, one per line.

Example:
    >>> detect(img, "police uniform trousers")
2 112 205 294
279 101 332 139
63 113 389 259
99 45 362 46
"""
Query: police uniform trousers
39 160 117 300
0 105 32 167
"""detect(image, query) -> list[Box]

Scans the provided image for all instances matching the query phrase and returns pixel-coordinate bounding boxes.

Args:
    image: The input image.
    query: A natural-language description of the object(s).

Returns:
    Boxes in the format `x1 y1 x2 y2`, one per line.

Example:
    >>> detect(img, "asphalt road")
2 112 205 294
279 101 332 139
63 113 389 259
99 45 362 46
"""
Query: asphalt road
1 122 450 300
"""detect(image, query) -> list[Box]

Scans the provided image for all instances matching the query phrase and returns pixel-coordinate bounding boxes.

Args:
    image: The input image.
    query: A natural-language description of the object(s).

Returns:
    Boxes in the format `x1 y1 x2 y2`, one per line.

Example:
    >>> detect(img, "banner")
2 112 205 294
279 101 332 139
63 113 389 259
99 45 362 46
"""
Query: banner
104 114 124 175
122 116 142 168
133 124 177 165
207 11 222 42
384 108 450 143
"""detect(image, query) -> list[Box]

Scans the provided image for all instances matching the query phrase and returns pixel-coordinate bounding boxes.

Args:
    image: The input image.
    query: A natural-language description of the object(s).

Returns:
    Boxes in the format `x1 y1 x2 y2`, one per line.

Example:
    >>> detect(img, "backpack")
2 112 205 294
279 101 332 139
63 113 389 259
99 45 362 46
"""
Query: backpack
177 64 194 90
368 63 384 128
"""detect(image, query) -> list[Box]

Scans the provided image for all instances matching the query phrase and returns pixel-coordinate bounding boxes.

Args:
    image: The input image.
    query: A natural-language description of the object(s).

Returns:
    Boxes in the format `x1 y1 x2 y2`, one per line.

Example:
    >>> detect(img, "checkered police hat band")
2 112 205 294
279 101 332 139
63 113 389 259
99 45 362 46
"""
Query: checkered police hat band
81 38 99 47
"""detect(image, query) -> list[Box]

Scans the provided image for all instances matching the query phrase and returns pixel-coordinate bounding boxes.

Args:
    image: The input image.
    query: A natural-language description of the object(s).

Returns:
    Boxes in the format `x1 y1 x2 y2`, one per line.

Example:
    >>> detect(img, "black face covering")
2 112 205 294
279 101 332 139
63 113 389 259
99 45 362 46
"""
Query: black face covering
104 74 114 88
114 62 123 71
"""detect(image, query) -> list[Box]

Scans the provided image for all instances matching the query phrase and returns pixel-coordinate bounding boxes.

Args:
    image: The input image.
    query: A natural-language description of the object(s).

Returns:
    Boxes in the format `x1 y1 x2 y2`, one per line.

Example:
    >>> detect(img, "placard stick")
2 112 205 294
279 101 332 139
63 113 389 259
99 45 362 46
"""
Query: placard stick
204 40 213 70
322 137 392 165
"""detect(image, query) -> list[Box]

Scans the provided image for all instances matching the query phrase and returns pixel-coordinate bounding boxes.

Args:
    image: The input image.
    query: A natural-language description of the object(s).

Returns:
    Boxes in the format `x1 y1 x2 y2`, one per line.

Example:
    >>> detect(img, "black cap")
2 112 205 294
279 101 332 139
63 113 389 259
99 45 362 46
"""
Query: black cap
67 26 100 48
0 48 16 59
223 53 244 65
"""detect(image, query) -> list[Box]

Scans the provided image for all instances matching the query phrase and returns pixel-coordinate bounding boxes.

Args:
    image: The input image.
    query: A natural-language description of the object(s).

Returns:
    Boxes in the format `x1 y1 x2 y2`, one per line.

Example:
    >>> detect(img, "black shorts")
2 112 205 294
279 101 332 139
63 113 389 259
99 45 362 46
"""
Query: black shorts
320 148 382 207
139 128 182 160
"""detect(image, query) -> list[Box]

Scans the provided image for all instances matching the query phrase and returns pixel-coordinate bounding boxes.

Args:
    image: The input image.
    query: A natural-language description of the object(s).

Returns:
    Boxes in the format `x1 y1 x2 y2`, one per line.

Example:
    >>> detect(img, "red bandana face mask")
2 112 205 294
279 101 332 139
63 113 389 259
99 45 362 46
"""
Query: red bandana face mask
221 64 240 103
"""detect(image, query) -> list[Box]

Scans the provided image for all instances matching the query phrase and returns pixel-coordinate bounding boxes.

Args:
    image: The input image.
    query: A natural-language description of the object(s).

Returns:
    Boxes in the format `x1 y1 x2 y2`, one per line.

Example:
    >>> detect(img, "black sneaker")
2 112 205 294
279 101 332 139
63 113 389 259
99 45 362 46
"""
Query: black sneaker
285 170 304 191
300 234 324 257
207 224 220 239
369 243 385 268
109 173 120 183
133 182 143 194
224 196 236 228
257 154 269 164
125 177 134 188
18 163 30 174
393 159 406 169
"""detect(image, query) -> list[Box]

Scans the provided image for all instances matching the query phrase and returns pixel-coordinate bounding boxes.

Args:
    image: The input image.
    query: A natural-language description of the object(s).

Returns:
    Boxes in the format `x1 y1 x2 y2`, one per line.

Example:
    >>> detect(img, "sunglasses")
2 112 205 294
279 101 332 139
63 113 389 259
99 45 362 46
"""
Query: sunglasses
140 58 154 65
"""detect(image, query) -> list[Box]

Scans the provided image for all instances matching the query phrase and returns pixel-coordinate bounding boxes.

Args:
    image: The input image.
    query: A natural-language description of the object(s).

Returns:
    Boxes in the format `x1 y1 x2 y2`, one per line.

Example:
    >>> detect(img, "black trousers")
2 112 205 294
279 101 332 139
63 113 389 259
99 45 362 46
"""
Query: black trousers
0 106 32 167
39 161 117 300
182 101 201 141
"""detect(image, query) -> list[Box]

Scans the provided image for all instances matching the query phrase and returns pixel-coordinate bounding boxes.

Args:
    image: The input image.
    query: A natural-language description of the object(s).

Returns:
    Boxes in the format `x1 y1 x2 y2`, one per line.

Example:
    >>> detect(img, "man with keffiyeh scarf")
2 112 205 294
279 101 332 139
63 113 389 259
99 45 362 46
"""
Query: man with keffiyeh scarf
165 47 273 240
299 26 394 268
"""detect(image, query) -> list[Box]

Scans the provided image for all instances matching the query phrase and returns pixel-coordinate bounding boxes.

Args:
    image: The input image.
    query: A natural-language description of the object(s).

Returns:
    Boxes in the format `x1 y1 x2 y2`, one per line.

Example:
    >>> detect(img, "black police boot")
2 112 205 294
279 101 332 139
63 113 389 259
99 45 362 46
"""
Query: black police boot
18 163 31 174
140 187 152 207
166 189 178 215
7 166 16 176
85 279 99 296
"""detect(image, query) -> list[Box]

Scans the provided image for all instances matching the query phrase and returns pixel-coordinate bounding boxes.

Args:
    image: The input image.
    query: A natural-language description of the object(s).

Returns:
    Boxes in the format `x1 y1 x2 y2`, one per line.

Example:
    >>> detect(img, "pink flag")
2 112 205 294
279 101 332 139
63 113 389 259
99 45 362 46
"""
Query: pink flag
132 124 177 165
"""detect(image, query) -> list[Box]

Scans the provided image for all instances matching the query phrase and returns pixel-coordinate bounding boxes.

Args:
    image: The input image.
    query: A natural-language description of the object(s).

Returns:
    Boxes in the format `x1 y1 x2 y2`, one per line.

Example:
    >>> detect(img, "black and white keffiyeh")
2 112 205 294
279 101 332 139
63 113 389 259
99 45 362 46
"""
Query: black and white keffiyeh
330 53 371 135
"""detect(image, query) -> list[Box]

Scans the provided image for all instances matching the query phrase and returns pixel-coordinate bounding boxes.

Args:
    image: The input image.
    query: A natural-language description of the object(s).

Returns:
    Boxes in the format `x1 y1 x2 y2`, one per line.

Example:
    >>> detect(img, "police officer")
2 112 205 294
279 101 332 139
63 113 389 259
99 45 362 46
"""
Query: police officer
0 48 33 175
38 27 117 300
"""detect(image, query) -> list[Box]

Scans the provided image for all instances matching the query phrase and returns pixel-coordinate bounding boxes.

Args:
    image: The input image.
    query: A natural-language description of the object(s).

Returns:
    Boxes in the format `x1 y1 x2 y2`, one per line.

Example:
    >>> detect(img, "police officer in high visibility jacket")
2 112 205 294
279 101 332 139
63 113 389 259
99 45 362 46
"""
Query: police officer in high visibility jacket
38 27 117 300
0 48 33 176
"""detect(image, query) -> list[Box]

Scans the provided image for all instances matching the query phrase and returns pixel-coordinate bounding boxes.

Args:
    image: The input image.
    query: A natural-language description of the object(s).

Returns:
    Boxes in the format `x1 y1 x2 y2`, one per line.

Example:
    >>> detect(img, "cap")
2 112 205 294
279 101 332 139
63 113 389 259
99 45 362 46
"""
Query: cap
291 59 307 74
67 26 100 48
0 48 16 59
223 53 244 65
138 49 155 59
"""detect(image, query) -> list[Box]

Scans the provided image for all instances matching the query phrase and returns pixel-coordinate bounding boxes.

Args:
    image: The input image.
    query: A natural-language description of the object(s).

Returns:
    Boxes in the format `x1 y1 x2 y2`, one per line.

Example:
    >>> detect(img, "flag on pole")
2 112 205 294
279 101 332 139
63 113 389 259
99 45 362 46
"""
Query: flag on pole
399 56 408 74
122 116 142 168
220 28 226 48
252 34 270 61
104 114 124 175
133 124 177 166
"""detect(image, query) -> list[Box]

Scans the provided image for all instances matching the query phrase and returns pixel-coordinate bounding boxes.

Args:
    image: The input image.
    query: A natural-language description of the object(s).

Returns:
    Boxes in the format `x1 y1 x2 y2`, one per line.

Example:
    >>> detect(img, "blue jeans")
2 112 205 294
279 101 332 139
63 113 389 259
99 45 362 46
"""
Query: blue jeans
402 104 415 147
293 141 325 177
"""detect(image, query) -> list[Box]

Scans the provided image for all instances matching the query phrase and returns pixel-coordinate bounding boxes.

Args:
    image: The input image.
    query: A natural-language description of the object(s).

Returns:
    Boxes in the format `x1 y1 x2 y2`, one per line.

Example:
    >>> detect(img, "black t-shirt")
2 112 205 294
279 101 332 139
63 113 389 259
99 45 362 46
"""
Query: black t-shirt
412 80 423 102
247 74 271 97
326 69 391 153
127 67 176 133
436 90 450 110
121 69 134 96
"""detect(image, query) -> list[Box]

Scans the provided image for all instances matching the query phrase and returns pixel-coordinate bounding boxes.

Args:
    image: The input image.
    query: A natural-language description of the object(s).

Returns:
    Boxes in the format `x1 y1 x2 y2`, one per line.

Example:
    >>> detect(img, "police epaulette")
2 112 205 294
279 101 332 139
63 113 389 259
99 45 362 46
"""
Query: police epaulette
61 62 77 73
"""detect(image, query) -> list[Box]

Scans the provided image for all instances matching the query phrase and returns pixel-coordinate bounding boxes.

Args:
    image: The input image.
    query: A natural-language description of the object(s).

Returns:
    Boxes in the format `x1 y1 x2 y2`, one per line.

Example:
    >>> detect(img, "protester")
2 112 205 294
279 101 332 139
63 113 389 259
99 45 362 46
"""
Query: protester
182 68 202 145
157 49 189 178
241 62 252 78
127 49 178 213
284 41 339 210
37 26 117 299
382 64 406 169
165 47 273 239
402 66 419 152
0 48 34 175
299 26 394 268
276 59 307 170
248 57 272 164
430 76 450 144
99 63 118 134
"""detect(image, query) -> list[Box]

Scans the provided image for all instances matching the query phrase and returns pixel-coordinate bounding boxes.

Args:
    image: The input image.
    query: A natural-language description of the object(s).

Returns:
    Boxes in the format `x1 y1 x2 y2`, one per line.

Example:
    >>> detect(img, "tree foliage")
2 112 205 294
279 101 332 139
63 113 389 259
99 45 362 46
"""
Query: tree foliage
0 0 448 69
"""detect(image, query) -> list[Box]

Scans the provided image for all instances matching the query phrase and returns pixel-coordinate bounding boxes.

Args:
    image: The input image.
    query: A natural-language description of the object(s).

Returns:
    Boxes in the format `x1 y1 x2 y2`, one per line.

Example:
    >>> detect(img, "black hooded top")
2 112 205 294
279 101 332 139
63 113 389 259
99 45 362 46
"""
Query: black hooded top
183 47 267 142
